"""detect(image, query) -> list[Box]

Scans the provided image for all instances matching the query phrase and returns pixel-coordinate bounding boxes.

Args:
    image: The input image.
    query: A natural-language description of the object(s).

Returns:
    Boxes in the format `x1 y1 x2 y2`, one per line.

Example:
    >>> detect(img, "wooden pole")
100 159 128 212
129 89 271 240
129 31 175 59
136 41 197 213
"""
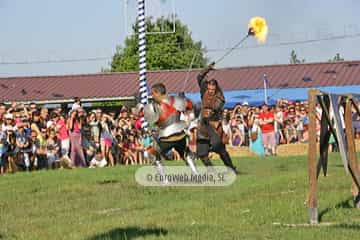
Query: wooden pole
308 89 318 224
344 98 360 208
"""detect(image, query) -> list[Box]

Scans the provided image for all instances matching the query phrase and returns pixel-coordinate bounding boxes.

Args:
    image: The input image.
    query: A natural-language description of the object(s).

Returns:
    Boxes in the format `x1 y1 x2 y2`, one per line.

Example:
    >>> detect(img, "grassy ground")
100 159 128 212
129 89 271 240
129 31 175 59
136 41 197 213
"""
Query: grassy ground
1 154 360 240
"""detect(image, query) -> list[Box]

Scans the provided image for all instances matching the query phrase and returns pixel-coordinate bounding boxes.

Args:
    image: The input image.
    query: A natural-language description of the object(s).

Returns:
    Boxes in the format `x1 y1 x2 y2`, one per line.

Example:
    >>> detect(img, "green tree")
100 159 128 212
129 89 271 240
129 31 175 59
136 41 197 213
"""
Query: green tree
109 16 208 72
328 53 344 62
289 50 305 64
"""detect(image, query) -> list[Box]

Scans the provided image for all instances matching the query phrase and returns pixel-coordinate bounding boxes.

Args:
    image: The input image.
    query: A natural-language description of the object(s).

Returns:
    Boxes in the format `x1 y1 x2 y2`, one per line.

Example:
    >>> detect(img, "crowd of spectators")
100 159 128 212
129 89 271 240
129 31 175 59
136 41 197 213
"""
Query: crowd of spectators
1 97 359 175
223 98 360 156
222 99 311 156
0 99 158 174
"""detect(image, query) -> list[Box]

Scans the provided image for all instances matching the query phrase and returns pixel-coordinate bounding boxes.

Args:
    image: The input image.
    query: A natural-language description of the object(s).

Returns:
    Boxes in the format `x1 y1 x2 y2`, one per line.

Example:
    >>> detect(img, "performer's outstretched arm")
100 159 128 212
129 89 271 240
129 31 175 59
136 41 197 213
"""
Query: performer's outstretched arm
197 62 215 95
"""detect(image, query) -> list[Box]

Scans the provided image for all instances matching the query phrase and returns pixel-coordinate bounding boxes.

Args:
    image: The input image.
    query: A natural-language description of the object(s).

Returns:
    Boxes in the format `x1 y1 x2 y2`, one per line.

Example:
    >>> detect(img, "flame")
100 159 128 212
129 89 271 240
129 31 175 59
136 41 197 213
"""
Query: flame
248 17 268 43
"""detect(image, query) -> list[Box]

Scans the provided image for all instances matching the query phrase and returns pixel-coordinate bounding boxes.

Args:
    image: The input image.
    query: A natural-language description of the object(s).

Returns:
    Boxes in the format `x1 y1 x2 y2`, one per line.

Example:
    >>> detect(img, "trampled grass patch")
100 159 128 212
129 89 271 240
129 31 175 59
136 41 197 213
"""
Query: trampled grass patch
1 153 360 239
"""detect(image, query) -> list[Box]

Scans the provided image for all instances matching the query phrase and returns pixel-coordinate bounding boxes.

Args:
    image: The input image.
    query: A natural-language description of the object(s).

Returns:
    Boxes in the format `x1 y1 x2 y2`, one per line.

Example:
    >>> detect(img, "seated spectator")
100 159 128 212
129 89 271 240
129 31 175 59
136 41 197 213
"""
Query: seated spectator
89 151 107 168
82 127 97 165
121 135 134 165
231 126 243 147
284 120 297 144
301 123 309 143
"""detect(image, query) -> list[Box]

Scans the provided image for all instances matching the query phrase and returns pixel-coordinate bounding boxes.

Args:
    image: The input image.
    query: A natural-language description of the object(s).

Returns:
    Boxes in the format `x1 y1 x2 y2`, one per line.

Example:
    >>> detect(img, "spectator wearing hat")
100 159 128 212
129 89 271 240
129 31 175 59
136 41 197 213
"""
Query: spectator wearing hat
3 113 16 132
71 97 82 111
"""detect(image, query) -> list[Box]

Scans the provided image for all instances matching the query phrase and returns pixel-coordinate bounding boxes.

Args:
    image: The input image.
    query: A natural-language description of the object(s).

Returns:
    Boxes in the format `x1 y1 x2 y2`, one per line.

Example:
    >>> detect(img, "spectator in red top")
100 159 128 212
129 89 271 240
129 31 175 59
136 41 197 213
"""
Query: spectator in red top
258 104 279 156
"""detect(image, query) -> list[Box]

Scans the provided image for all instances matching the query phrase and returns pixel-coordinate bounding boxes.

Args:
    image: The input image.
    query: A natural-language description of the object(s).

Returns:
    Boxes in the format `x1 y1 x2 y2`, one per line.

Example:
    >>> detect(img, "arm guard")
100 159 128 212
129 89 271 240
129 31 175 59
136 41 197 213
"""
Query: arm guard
143 103 159 124
172 96 193 112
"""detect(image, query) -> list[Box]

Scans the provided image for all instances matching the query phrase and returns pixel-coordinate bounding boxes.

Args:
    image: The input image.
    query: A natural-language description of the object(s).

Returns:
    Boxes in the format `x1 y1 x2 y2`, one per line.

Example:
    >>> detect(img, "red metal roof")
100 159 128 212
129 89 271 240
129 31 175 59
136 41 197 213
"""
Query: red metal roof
1 60 360 102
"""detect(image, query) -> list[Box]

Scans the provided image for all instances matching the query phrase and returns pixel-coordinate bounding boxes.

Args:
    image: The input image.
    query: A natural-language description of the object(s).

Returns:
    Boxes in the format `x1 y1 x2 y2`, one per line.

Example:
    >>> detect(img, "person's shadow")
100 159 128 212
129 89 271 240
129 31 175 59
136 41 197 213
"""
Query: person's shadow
318 197 353 222
87 226 168 240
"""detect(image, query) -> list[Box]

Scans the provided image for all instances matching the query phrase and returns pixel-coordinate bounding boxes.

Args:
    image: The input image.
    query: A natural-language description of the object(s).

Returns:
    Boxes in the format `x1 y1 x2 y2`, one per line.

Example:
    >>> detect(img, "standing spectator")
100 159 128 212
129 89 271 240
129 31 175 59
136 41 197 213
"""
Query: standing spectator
0 125 7 175
241 102 250 146
15 124 30 171
274 105 284 145
221 113 232 146
71 97 82 111
67 109 86 167
5 130 17 173
46 129 60 169
134 131 145 164
31 110 45 135
235 117 246 145
100 114 115 166
89 111 101 148
40 107 49 127
120 107 129 119
37 127 48 169
258 104 278 156
55 113 70 163
250 118 265 157
142 130 153 164
29 130 39 170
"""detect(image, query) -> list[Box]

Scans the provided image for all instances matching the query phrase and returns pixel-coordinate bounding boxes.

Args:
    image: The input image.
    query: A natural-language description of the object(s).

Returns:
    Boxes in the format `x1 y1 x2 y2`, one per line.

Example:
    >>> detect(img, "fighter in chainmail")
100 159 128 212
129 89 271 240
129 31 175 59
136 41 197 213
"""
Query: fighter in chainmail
140 83 199 174
196 62 239 174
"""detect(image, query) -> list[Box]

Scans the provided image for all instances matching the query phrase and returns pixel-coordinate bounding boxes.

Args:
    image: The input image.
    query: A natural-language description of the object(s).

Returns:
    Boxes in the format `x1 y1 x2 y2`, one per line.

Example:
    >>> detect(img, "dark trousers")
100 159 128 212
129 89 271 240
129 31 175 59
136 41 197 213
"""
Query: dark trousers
197 139 236 169
158 136 187 160
37 154 48 170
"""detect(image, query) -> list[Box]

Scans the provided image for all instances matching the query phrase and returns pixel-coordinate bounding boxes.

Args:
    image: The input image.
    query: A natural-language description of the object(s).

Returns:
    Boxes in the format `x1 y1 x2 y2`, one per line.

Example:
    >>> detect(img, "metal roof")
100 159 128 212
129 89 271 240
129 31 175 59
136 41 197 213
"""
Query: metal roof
1 60 359 103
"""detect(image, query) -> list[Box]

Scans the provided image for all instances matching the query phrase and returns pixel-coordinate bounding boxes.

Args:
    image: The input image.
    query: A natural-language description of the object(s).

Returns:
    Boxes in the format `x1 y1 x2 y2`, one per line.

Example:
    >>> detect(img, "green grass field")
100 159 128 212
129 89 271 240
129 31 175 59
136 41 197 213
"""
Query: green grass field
1 154 360 240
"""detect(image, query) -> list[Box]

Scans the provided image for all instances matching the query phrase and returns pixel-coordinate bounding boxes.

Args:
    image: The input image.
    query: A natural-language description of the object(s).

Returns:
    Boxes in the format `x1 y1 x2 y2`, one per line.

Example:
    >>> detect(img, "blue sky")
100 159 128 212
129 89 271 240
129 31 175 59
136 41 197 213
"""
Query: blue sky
0 0 359 77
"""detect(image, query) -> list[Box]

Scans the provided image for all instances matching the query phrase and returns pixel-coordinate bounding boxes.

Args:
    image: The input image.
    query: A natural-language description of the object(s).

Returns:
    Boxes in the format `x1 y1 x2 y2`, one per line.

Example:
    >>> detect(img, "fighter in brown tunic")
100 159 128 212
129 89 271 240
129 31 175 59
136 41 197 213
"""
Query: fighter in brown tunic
196 62 239 174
